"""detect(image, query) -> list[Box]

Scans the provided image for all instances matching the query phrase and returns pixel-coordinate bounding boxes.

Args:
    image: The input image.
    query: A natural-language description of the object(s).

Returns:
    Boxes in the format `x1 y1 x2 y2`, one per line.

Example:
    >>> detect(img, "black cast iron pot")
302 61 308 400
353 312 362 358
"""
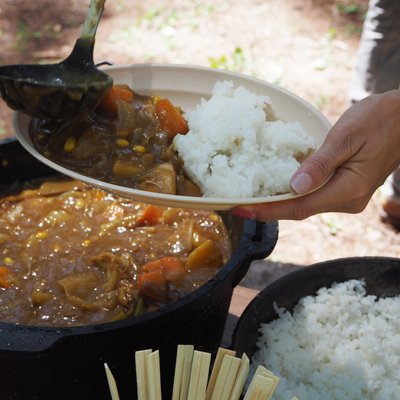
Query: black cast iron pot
0 138 278 400
233 256 400 362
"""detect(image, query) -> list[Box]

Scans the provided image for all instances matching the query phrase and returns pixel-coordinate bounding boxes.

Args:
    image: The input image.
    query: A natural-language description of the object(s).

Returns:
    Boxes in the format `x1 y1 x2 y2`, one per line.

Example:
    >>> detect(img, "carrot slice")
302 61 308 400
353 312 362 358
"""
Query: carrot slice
155 98 189 139
137 269 167 302
137 256 186 301
161 257 185 272
137 268 166 285
98 84 135 113
136 205 164 226
141 256 183 273
142 256 185 280
0 266 12 288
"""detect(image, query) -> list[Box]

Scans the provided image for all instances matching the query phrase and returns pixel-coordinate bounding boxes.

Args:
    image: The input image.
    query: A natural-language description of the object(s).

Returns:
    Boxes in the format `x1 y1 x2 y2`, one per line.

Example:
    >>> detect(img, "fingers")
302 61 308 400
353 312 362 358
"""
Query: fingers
290 121 360 195
233 168 373 221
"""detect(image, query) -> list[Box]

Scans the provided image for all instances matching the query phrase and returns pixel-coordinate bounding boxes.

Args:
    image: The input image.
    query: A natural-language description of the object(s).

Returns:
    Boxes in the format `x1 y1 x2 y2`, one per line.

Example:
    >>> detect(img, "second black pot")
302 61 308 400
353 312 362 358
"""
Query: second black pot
232 256 400 362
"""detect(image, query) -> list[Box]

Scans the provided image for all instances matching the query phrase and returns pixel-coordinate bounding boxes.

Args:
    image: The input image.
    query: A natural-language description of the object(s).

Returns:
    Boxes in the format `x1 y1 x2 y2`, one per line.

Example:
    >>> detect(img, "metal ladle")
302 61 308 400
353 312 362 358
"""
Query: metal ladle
0 0 113 120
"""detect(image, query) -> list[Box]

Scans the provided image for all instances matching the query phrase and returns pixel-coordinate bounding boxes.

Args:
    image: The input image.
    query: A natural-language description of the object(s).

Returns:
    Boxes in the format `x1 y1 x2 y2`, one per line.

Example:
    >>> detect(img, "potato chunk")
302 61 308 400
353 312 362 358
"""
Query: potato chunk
186 239 223 269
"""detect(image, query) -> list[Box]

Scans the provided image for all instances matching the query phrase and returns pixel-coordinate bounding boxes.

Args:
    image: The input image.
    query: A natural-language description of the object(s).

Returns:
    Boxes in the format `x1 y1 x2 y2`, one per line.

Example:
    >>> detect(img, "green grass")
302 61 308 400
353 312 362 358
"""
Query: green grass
336 3 363 15
108 2 216 50
14 21 63 53
320 214 343 236
14 21 29 52
208 47 246 72
344 22 363 37
135 2 215 32
314 95 329 111
335 2 366 37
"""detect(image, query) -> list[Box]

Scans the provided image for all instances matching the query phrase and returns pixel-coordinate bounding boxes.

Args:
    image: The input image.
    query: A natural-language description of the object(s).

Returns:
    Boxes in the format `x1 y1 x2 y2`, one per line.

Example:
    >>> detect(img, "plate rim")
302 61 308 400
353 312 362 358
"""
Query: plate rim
13 62 332 210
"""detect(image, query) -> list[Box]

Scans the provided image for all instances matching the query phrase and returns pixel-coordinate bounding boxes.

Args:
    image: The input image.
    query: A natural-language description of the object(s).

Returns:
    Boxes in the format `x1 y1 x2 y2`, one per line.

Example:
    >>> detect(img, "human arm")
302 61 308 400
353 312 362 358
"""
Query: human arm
232 89 400 221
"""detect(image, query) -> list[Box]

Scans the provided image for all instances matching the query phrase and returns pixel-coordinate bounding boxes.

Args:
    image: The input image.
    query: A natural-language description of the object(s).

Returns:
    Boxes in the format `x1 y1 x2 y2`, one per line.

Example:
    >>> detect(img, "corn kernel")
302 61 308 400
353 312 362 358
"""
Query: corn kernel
116 138 129 148
152 95 161 104
112 161 142 177
3 257 13 266
53 244 61 252
75 198 85 209
35 231 48 239
133 145 146 154
64 136 76 152
82 239 91 247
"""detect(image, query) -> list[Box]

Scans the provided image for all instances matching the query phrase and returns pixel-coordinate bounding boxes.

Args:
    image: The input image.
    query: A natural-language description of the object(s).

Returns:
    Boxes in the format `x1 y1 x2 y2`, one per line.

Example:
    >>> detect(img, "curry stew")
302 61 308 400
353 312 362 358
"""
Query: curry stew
0 180 231 327
30 84 201 196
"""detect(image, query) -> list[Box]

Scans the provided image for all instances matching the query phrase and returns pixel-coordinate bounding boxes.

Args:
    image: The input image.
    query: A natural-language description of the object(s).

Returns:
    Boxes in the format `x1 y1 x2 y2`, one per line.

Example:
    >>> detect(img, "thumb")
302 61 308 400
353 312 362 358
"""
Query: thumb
290 135 351 194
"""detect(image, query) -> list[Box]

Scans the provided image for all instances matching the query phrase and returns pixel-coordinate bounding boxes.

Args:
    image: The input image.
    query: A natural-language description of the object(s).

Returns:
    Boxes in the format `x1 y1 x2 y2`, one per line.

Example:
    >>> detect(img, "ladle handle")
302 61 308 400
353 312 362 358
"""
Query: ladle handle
81 0 106 40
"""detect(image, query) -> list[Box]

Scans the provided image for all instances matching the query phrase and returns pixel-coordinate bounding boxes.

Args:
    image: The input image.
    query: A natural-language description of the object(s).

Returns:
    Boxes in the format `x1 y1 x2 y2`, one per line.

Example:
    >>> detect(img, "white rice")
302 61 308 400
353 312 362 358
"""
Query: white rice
173 80 315 198
250 279 400 400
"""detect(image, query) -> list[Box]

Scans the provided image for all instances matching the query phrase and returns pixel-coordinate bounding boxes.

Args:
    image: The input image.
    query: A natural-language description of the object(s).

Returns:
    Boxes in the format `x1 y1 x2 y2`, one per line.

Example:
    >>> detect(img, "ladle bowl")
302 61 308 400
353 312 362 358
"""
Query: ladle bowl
0 0 112 120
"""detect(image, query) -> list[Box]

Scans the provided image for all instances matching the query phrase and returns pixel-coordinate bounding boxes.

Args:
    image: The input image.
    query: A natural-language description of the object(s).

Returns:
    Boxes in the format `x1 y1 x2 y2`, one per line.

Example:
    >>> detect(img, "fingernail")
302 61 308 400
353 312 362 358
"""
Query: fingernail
290 172 313 194
232 208 256 219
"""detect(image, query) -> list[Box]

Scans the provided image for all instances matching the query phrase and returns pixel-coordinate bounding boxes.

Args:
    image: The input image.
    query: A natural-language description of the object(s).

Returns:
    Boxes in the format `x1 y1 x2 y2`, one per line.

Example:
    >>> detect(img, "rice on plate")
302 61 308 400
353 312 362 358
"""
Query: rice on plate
250 279 400 400
173 81 315 198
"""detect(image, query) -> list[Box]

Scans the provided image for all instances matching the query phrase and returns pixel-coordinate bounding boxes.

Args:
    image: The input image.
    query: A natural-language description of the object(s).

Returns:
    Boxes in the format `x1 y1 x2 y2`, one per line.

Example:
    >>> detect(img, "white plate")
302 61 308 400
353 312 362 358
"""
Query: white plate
13 63 331 210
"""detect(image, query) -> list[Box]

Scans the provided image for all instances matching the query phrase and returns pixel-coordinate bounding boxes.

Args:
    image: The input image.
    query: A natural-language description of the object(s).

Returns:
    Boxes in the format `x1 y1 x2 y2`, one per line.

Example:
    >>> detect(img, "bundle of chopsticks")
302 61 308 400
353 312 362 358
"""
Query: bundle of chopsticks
104 345 283 400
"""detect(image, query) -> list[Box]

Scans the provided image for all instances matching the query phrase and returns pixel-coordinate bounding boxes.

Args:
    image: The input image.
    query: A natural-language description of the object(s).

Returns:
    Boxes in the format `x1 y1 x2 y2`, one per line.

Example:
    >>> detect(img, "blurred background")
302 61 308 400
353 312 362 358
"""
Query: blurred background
1 0 399 287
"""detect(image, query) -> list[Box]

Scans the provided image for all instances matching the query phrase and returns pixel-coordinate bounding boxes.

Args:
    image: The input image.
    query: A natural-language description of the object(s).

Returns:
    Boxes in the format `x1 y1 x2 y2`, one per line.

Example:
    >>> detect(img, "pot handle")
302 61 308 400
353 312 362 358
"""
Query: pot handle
231 220 278 287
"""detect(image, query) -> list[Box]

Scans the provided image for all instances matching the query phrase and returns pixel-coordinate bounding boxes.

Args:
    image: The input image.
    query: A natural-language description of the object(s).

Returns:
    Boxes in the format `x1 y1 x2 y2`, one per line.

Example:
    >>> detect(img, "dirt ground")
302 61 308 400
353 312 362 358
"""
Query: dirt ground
0 0 399 287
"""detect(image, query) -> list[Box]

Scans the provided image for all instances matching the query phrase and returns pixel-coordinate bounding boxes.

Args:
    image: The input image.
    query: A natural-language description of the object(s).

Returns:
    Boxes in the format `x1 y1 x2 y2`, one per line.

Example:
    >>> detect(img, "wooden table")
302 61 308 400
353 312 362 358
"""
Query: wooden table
221 286 259 348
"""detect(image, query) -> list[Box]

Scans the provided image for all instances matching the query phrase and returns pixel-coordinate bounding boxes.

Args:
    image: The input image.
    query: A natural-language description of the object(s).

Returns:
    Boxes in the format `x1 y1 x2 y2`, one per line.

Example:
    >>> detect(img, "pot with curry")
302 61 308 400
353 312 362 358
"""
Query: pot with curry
0 139 278 400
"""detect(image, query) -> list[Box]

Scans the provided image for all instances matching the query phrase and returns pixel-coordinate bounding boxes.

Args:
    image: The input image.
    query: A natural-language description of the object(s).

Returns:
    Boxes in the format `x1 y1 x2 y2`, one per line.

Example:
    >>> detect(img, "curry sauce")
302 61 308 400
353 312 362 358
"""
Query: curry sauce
0 180 231 326
30 84 202 197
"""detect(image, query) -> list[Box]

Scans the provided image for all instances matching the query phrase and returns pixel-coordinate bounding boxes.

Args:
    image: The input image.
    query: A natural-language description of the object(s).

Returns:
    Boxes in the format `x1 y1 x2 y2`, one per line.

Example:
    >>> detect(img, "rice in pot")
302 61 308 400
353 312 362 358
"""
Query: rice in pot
250 280 400 400
173 80 315 198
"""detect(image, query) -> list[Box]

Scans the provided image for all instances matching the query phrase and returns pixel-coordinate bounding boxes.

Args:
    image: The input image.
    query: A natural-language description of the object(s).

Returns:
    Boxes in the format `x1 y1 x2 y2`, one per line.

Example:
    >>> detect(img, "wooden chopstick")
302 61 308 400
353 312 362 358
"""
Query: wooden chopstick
146 350 162 400
172 344 194 400
205 347 236 400
135 349 152 400
187 350 211 400
104 363 120 400
243 365 280 400
229 353 250 400
104 346 283 400
216 355 242 400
